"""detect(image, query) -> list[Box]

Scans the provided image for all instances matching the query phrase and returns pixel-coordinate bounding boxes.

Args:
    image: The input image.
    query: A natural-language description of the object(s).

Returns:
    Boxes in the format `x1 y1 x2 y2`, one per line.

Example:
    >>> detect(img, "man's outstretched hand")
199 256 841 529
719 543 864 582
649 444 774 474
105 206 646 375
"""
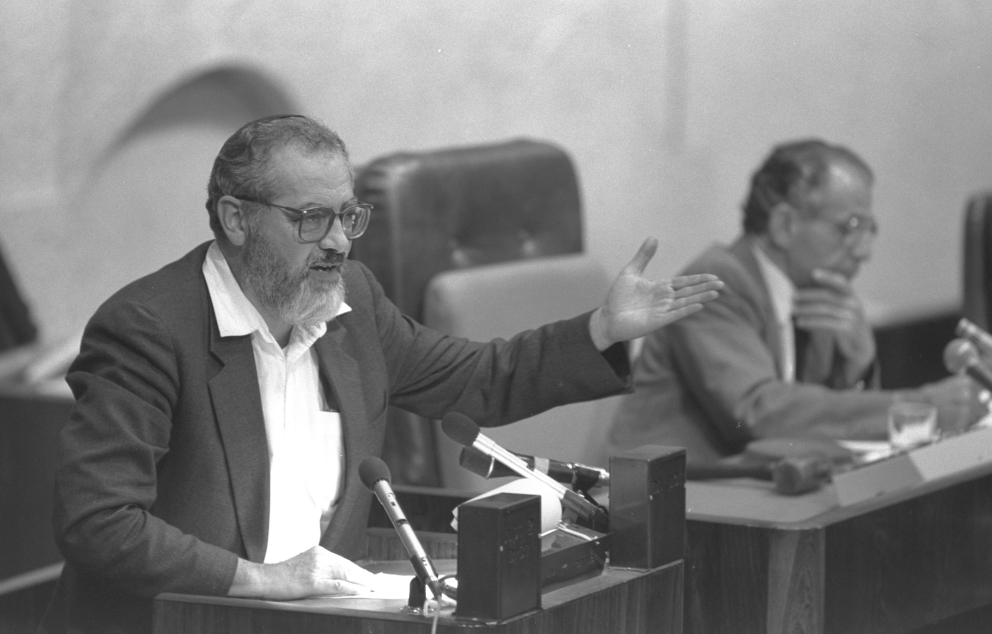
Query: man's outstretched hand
589 237 723 351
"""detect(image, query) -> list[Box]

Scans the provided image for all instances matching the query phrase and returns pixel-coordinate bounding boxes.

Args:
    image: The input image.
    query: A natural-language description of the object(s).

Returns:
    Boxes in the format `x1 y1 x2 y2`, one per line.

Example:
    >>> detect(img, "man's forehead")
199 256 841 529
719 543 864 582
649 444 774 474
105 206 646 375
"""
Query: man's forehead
266 147 353 193
801 162 872 217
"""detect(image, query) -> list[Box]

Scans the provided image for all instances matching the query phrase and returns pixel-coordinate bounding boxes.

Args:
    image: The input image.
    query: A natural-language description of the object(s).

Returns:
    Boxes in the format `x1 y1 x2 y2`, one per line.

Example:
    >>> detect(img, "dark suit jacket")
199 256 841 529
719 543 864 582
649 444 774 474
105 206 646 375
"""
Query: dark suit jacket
42 242 629 634
607 236 889 465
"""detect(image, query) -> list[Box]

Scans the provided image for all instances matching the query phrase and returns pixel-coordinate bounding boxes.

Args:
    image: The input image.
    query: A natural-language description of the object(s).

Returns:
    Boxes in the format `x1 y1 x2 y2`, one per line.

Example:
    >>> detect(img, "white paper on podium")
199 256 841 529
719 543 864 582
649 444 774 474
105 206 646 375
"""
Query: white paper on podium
321 572 413 599
909 424 992 481
450 478 562 549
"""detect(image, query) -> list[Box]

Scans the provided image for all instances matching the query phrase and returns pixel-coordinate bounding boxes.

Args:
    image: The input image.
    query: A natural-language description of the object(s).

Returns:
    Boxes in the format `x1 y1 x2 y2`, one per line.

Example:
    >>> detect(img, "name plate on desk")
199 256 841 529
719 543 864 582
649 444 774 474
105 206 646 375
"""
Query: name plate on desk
833 425 992 506
909 423 992 480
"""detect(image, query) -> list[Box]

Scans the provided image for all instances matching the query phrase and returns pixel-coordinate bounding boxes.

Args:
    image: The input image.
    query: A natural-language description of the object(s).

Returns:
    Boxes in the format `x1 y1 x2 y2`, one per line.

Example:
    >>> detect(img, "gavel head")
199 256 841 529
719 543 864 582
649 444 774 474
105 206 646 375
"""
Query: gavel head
771 456 831 495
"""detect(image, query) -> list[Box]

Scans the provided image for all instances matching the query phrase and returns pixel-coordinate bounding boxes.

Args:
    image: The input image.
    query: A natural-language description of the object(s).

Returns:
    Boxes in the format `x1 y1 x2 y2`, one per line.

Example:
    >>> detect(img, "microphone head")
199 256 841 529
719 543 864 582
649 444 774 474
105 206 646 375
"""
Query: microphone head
944 338 979 374
358 456 391 490
441 412 480 447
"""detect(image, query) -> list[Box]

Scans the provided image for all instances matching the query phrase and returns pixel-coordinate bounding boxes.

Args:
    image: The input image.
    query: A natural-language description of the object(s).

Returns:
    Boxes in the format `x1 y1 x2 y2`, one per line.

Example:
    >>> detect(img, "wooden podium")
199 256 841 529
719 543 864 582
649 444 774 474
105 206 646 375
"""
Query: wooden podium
154 557 680 633
683 431 992 634
153 447 686 634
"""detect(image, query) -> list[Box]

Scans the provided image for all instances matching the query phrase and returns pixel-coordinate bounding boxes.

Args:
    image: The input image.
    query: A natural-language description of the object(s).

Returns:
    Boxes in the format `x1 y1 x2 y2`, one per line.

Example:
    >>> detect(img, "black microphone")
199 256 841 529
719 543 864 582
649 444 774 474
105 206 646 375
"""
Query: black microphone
359 457 445 600
944 338 992 392
459 445 610 492
957 318 992 358
441 413 608 532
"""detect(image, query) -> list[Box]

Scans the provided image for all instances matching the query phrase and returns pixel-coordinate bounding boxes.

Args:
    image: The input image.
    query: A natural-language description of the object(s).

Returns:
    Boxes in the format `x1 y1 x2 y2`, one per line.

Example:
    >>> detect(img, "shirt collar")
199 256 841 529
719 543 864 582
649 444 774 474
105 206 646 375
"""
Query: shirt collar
202 241 351 346
751 242 795 325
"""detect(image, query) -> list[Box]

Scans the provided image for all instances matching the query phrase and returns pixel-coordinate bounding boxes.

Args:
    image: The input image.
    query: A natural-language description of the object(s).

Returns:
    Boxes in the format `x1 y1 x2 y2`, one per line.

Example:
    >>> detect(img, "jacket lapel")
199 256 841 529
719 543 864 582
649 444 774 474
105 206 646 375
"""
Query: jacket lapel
314 319 372 552
208 330 270 563
729 238 787 377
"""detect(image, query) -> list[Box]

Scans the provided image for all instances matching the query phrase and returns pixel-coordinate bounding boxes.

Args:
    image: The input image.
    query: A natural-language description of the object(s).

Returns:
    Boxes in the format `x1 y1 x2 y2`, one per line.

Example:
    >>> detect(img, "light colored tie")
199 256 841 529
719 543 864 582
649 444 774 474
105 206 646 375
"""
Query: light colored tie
781 317 796 383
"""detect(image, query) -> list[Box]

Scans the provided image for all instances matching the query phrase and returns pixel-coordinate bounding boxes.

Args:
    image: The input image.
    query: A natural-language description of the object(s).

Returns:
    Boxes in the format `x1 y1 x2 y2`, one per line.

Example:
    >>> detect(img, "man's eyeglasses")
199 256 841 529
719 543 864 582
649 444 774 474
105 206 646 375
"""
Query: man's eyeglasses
236 197 372 242
811 214 879 244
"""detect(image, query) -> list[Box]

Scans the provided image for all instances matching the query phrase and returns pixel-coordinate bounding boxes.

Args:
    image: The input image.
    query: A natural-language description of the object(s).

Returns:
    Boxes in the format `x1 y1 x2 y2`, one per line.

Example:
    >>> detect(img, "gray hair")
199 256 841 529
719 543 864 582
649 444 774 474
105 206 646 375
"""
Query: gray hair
205 114 350 240
742 138 873 235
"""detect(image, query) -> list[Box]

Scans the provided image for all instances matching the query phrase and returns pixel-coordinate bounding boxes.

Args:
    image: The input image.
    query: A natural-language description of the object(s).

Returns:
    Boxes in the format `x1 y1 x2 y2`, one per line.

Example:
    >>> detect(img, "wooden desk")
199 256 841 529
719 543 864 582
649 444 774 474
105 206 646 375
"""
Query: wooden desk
684 460 992 634
154 543 683 633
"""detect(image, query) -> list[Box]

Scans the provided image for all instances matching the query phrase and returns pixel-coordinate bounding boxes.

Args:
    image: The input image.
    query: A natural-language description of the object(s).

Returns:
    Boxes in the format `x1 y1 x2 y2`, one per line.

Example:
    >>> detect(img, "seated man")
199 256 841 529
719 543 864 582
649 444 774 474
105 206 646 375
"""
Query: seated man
607 138 982 465
40 114 721 634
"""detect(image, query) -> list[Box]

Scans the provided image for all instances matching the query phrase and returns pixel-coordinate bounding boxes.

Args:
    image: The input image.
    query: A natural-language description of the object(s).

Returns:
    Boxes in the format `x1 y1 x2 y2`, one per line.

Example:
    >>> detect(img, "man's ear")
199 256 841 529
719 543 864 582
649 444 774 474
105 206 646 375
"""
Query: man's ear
766 202 796 249
216 196 248 247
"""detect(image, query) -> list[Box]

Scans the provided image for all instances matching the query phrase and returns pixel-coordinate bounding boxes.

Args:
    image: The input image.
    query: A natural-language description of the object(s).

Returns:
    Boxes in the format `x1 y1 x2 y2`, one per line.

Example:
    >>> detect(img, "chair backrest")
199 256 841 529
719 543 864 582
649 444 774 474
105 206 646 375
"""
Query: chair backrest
351 138 586 486
962 191 992 330
0 241 37 352
423 254 621 493
352 138 583 319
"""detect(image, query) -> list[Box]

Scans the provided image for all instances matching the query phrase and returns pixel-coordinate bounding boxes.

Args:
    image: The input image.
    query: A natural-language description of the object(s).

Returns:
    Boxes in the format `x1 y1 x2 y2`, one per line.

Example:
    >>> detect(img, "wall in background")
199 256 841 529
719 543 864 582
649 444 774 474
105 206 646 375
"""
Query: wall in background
2 0 991 345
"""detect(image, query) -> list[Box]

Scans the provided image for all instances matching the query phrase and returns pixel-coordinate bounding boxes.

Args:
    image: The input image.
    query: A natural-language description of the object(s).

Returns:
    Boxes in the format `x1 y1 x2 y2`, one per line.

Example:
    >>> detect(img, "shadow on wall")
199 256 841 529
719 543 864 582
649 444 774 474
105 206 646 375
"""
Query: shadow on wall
21 66 298 386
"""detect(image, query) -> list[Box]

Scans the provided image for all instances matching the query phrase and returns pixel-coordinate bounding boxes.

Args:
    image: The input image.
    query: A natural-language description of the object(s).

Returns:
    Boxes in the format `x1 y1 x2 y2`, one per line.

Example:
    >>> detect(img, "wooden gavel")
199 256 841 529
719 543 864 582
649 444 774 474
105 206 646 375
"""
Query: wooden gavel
686 456 832 495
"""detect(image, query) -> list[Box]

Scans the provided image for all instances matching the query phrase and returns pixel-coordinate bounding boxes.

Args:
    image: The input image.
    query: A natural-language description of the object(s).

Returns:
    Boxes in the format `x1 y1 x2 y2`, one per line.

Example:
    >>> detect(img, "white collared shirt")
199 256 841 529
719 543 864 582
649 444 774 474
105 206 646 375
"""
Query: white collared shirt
751 243 797 383
202 241 351 563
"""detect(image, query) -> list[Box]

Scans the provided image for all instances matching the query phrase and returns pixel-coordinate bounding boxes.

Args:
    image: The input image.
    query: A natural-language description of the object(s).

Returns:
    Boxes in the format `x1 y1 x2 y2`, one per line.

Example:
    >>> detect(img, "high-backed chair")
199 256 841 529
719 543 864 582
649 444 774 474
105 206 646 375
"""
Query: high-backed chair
423 254 623 492
962 191 992 331
351 139 586 486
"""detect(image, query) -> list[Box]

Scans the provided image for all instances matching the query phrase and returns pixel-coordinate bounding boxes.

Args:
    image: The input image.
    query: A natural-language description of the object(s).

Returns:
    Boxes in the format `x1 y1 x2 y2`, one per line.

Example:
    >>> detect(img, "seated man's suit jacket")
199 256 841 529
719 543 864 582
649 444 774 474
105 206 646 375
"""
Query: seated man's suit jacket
607 236 888 465
42 241 629 634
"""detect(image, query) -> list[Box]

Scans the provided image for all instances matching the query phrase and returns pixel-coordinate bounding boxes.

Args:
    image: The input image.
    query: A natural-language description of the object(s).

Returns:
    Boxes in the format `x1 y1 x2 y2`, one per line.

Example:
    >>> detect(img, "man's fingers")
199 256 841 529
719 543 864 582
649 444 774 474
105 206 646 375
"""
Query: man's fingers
313 578 369 597
793 302 850 318
656 303 705 324
671 274 723 292
795 316 845 331
811 268 851 292
623 237 659 276
668 290 721 309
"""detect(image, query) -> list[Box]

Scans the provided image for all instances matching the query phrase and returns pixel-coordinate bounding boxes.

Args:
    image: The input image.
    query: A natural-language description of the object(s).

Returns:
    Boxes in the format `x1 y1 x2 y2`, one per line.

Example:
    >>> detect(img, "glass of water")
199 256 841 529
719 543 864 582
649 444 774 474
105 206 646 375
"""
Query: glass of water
887 398 938 450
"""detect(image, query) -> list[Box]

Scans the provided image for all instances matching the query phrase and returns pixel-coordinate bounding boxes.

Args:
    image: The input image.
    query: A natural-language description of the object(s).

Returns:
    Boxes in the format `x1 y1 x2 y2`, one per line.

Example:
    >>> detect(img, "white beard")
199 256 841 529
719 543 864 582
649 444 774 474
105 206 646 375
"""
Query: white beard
241 228 346 329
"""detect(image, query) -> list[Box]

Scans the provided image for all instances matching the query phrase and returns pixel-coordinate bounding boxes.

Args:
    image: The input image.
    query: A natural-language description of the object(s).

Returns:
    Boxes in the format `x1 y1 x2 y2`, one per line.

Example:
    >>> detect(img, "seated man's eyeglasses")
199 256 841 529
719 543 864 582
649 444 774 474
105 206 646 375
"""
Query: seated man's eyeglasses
813 214 879 244
783 200 879 245
236 197 372 242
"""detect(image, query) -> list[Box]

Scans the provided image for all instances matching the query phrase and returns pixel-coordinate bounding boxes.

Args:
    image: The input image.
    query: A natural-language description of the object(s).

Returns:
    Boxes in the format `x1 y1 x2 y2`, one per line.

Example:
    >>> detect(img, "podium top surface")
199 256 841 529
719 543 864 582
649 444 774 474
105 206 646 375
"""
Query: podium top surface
155 559 677 631
687 429 992 529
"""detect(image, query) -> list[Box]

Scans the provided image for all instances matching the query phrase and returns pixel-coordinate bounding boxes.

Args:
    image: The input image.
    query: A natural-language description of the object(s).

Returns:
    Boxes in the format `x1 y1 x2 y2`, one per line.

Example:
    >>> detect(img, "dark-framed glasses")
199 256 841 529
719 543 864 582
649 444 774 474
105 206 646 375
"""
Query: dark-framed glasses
236 197 372 242
815 214 879 244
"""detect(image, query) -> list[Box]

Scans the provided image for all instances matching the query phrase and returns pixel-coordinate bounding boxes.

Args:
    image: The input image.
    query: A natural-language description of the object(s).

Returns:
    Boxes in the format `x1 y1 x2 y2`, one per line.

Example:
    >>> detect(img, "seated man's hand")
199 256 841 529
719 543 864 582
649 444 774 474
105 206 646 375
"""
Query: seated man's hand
793 268 875 373
589 237 723 350
917 375 988 435
228 546 376 600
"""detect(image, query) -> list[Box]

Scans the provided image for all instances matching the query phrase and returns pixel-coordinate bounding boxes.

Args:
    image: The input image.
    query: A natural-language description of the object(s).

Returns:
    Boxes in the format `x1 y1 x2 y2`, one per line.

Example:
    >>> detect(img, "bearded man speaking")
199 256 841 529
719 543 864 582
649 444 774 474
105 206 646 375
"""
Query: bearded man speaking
40 115 722 634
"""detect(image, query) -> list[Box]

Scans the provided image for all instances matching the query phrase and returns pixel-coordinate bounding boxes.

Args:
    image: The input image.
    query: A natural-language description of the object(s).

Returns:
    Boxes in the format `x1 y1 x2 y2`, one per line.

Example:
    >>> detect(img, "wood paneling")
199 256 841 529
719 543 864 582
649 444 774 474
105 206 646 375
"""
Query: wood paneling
685 468 992 634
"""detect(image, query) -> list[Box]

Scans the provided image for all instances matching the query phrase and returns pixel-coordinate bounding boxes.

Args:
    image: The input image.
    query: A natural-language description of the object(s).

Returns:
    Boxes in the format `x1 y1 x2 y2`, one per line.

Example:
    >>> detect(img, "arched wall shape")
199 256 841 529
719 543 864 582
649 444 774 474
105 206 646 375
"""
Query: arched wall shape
40 66 297 343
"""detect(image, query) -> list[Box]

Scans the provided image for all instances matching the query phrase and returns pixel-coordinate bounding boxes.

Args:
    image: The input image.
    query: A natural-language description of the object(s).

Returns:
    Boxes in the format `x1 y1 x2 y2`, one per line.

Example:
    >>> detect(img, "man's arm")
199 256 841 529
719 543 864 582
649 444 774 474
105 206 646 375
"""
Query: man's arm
793 267 876 385
665 260 894 444
54 298 238 598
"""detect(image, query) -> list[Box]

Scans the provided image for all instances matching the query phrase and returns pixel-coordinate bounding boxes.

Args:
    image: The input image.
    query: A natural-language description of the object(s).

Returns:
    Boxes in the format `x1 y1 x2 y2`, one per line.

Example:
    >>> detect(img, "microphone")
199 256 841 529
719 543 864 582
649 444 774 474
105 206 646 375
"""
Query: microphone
685 457 831 495
957 318 992 358
458 446 610 491
944 338 992 392
359 457 445 600
441 413 609 532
